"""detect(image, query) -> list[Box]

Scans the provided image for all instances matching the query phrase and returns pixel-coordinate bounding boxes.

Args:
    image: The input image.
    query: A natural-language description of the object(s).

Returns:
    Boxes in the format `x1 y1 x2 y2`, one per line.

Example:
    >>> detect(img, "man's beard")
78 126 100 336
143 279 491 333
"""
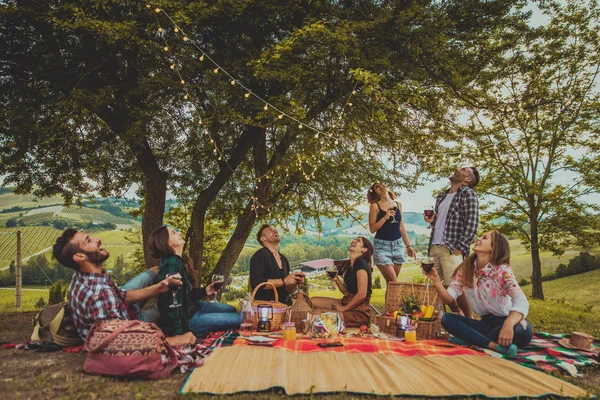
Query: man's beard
84 249 109 265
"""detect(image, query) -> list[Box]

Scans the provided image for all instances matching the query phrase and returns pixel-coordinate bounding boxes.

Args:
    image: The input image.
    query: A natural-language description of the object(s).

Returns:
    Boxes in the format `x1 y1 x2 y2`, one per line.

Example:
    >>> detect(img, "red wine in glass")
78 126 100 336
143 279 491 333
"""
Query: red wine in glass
211 274 224 302
388 206 399 223
421 257 434 273
424 209 434 218
166 273 182 308
326 269 338 279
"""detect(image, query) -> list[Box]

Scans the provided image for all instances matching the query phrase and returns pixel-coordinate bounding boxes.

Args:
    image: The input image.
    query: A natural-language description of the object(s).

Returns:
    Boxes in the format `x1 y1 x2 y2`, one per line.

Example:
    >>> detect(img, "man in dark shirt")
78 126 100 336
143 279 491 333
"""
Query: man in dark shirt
249 224 304 305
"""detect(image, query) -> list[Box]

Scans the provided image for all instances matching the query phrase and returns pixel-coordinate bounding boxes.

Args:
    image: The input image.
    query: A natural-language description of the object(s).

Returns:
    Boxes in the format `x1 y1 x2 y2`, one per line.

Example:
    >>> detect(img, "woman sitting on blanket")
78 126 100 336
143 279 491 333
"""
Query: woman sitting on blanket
311 237 374 328
149 226 241 339
424 230 532 357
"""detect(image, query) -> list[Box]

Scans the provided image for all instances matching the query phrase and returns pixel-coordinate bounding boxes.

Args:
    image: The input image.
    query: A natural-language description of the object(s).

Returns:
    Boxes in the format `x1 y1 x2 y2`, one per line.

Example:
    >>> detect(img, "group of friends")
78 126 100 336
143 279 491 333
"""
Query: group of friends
51 165 532 356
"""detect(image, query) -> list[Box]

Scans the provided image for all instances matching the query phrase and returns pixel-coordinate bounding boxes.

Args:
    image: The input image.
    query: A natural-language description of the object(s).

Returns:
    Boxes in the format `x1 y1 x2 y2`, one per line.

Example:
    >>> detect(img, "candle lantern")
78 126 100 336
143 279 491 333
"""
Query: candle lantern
257 304 273 332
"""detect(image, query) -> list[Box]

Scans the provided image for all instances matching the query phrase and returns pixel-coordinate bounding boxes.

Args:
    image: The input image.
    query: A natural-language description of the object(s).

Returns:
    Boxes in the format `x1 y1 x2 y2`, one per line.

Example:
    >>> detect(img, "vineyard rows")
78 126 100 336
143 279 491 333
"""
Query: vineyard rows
21 212 55 225
59 206 138 226
0 226 63 266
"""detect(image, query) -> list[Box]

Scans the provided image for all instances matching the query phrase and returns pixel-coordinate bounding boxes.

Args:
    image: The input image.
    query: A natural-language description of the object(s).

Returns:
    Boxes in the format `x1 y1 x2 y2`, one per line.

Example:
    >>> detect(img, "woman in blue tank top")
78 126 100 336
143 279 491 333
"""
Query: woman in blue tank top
367 182 416 285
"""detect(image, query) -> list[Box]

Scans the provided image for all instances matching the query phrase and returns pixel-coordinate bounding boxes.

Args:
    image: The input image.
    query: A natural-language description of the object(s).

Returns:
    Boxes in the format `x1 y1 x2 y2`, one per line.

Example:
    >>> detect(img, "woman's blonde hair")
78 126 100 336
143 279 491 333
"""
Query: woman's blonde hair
452 230 510 288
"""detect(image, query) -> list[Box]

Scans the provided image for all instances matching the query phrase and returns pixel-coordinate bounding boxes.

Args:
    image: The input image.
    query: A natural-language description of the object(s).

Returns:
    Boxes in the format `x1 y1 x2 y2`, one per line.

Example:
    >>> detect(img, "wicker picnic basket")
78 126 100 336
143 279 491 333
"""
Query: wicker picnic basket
414 318 443 340
251 282 288 331
374 315 397 336
285 291 313 332
384 282 443 314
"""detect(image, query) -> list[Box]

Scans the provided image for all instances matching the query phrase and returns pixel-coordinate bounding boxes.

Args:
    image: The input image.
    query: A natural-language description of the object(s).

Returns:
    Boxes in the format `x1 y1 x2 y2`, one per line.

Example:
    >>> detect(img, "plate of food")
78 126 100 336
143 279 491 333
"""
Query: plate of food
246 335 277 344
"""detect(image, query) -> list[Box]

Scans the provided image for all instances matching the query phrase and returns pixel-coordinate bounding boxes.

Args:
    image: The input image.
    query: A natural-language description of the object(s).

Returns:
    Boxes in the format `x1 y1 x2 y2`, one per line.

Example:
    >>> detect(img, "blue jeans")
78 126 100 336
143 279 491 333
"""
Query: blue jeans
188 301 241 335
442 313 532 349
121 270 160 324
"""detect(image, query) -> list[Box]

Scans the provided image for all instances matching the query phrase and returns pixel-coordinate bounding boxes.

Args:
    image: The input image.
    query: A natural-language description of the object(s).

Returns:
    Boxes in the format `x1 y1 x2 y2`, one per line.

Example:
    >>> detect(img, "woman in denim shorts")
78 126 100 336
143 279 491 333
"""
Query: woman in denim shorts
368 182 416 285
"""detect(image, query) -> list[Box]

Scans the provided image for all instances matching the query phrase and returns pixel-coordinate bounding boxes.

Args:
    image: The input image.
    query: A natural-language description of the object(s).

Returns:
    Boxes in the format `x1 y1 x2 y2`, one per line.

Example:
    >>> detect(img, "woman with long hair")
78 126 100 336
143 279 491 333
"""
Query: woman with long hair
367 182 416 284
148 226 240 337
311 237 374 328
424 231 532 357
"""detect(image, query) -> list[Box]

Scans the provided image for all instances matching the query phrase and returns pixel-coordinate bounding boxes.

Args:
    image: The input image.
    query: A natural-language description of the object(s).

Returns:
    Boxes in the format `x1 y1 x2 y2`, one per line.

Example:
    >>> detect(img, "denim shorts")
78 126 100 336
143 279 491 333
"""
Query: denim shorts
373 238 408 266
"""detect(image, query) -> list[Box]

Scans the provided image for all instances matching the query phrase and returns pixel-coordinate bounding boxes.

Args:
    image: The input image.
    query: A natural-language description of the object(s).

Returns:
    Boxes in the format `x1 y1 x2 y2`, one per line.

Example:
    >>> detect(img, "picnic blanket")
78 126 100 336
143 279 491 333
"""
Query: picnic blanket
181 345 590 397
479 332 599 377
173 330 238 373
233 335 486 357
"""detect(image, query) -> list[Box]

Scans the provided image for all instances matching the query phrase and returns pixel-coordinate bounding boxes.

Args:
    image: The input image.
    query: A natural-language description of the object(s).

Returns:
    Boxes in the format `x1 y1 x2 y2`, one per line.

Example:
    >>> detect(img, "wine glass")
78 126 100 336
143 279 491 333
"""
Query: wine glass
388 206 398 223
166 272 182 308
424 205 434 229
211 274 224 302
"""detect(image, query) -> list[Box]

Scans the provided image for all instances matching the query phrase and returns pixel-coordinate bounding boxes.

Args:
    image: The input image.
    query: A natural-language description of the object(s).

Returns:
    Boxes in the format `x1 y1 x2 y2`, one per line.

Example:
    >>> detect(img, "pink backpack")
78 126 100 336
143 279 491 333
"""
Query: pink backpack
84 319 178 380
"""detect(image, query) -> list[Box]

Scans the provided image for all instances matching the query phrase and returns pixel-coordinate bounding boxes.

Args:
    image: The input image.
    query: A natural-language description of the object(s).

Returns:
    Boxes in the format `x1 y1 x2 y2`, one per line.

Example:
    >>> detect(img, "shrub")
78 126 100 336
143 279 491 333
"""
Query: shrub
519 278 529 287
35 297 47 309
5 217 17 228
373 276 382 289
48 280 67 305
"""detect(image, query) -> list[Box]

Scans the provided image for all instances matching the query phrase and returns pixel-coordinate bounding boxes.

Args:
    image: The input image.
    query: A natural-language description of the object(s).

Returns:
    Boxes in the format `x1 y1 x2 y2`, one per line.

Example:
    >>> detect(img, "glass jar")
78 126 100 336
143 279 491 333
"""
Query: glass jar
405 326 417 343
282 322 297 340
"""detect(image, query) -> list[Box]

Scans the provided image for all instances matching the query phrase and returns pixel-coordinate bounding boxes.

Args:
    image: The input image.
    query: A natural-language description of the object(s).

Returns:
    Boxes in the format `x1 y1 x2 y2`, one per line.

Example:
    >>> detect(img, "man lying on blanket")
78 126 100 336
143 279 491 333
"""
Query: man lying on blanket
53 229 195 346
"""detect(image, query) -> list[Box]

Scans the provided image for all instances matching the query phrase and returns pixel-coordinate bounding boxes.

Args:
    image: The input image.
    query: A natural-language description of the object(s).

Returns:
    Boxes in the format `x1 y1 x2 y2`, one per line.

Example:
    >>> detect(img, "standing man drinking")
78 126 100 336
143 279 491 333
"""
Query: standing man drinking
425 166 480 318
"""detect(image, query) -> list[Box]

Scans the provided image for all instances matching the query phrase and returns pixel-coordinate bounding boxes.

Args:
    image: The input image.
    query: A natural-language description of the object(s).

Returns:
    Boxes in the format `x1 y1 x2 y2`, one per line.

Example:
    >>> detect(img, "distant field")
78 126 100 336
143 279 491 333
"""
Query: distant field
0 226 63 268
0 192 63 210
59 206 139 226
0 288 48 312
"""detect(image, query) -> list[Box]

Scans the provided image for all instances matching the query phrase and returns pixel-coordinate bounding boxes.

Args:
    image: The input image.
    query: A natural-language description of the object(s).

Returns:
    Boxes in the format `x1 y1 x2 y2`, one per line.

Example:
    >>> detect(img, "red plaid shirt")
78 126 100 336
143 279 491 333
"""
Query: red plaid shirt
68 269 135 340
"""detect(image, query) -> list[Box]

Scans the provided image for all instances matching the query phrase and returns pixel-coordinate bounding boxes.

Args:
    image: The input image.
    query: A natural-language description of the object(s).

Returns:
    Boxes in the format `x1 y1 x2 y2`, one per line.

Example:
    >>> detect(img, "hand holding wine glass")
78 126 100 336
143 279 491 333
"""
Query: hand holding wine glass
166 272 182 308
211 274 224 302
423 206 435 227
387 206 398 223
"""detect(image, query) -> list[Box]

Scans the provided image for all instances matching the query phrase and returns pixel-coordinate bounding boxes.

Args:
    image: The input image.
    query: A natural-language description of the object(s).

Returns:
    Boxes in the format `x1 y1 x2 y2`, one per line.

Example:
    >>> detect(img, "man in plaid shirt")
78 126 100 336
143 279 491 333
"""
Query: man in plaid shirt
52 229 194 345
425 166 480 317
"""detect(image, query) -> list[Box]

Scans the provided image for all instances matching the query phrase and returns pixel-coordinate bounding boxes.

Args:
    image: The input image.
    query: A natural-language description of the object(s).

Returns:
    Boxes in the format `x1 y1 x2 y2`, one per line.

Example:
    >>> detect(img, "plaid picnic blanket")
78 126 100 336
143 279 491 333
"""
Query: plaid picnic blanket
173 330 239 373
233 335 485 357
479 332 599 377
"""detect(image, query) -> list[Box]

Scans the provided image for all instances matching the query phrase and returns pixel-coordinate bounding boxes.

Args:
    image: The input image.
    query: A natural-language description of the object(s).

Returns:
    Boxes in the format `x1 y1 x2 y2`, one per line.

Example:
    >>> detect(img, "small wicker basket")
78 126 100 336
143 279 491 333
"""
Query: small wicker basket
285 291 313 332
251 282 288 331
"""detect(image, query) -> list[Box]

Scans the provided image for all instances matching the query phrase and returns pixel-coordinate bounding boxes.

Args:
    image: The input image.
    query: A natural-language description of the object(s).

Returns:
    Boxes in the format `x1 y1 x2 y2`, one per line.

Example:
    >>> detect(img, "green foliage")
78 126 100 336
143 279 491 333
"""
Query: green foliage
35 296 47 309
373 275 382 289
452 1 600 299
48 280 67 305
9 260 15 274
5 218 17 228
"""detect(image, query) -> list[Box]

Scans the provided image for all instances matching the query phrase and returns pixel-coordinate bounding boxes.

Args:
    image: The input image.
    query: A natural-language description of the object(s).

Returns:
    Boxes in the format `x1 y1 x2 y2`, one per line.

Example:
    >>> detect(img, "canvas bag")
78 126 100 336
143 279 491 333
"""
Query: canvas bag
84 319 178 380
31 302 83 347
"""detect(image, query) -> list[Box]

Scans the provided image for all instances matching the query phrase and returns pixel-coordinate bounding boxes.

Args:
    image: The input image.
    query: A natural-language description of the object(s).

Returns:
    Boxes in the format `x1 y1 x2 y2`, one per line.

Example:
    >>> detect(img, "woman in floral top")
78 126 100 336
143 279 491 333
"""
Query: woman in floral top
424 231 532 357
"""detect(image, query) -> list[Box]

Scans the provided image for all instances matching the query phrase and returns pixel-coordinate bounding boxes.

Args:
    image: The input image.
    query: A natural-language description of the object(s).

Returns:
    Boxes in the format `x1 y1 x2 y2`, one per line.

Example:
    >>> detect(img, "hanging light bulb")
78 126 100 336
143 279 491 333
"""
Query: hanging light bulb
231 80 236 85
155 8 161 13
163 46 169 51
169 64 175 70
184 94 188 100
244 92 251 99
180 79 185 84
298 124 303 129
199 55 204 62
264 104 269 111
174 27 179 33
183 36 189 42
278 114 284 119
213 68 219 74
157 27 163 33
352 90 357 95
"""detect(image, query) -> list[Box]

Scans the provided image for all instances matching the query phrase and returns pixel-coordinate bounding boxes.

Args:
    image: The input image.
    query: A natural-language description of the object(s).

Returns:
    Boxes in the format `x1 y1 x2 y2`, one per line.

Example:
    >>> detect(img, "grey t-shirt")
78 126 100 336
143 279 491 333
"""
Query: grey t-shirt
432 192 456 244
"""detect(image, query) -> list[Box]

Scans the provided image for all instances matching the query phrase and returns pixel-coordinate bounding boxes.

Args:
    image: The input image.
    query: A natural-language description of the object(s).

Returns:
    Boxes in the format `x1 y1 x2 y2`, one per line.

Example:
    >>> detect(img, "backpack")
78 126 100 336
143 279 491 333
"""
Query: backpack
83 319 178 380
31 302 84 347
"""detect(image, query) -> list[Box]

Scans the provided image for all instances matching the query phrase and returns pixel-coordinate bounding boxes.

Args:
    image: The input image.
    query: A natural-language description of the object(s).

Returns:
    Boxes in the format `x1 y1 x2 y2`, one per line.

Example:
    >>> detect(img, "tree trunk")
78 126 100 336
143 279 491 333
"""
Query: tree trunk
141 170 167 267
212 202 258 279
530 220 545 300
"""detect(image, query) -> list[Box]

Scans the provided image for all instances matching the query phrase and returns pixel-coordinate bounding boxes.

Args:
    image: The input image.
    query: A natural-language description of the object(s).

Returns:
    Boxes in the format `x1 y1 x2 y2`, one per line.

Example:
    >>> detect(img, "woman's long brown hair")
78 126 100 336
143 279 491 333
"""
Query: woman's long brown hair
148 225 199 285
452 230 511 289
366 183 396 204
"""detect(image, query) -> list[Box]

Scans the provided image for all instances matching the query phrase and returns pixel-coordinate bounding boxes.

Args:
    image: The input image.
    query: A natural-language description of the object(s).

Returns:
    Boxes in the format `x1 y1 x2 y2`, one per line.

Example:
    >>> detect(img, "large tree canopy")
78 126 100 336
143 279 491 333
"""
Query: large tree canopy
1 0 527 282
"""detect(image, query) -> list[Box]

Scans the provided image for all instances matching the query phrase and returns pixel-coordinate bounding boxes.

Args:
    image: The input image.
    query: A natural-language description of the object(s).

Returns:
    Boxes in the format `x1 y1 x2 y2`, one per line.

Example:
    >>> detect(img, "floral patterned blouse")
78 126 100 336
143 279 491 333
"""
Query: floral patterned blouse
447 262 529 318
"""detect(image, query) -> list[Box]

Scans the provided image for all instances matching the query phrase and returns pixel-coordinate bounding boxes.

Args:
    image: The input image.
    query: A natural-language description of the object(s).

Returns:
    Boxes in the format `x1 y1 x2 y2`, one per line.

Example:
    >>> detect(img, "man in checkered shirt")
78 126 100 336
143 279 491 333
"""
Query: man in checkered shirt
52 229 194 345
424 166 480 318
